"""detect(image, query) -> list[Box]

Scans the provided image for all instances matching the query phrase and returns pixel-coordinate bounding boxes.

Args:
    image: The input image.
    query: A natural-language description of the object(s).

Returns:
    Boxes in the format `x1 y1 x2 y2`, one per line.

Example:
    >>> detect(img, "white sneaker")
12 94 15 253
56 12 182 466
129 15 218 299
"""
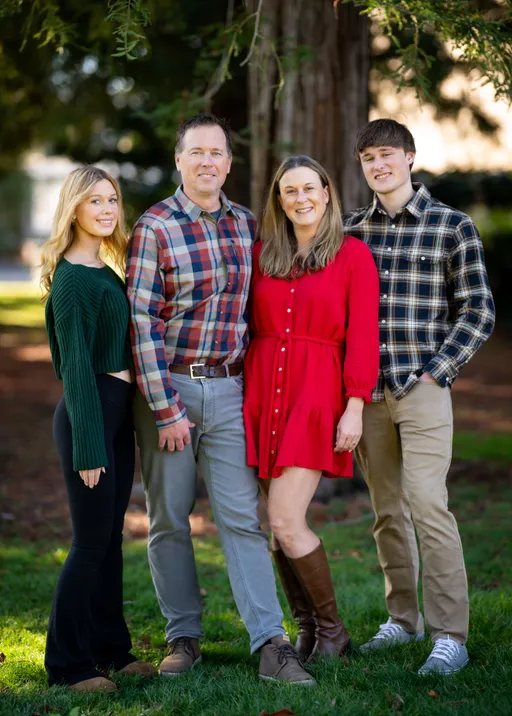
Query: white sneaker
418 636 469 676
360 618 424 651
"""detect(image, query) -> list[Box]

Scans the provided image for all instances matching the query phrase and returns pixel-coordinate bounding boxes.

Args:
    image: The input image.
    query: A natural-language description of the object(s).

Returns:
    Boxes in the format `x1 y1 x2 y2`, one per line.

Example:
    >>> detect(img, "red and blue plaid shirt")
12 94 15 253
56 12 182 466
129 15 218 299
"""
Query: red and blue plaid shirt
126 186 255 428
344 183 495 401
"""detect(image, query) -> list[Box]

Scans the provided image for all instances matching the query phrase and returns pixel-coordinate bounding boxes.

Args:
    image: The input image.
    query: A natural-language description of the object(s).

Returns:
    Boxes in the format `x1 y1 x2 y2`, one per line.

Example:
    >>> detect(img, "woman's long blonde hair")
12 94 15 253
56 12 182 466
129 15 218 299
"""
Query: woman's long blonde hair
40 166 129 298
259 155 344 278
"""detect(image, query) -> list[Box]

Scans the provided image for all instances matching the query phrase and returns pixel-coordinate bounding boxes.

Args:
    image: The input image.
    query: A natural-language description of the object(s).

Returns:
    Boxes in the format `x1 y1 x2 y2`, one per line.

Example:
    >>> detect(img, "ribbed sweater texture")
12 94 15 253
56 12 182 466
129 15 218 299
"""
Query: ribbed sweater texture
46 259 132 471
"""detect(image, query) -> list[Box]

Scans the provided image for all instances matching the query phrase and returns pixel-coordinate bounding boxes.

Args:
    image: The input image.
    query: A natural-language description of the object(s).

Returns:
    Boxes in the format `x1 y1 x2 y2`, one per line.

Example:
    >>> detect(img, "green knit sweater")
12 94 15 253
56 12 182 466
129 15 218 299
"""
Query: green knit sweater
46 258 133 471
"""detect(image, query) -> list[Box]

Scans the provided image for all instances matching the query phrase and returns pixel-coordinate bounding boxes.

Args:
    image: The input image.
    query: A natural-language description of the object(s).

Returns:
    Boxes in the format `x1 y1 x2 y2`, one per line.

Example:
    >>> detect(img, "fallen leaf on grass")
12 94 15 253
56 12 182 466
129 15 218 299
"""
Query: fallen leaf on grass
200 587 208 597
0 653 5 664
429 689 440 698
260 710 296 716
385 692 404 712
363 667 370 674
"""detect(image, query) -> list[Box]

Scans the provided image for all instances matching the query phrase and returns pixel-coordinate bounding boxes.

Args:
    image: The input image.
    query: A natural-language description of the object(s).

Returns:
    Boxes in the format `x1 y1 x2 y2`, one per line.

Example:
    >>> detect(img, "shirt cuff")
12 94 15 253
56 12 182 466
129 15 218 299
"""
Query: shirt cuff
154 399 187 430
422 355 459 387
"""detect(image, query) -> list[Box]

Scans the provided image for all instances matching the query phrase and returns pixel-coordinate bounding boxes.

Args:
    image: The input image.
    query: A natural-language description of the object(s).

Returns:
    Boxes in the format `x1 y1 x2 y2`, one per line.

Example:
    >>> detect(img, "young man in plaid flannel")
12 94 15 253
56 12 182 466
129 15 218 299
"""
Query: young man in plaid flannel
126 114 313 685
344 118 495 676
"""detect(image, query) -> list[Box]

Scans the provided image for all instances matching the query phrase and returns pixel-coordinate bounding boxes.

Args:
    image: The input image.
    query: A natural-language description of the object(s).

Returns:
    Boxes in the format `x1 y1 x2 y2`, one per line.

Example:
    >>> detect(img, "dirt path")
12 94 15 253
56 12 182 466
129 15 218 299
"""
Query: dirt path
1 329 511 541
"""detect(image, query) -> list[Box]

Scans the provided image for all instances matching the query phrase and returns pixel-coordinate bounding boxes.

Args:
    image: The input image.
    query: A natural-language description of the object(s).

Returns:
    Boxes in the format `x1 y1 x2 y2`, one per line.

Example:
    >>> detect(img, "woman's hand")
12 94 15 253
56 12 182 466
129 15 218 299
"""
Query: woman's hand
79 467 106 488
334 398 364 453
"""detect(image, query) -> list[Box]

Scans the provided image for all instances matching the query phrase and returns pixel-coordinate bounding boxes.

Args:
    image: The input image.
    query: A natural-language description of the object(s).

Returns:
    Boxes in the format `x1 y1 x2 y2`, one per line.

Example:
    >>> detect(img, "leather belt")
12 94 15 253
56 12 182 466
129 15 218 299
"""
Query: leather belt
169 362 243 379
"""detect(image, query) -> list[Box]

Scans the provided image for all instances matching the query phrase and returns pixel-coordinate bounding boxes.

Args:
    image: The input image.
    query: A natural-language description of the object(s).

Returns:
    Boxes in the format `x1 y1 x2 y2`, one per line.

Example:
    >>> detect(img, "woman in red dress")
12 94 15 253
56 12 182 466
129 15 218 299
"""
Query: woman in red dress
243 155 380 662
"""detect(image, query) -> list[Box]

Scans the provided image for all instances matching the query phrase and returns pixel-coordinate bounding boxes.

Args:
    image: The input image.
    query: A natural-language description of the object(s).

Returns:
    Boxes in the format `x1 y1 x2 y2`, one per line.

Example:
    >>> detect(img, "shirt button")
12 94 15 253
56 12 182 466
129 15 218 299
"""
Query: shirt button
287 308 291 313
381 343 387 348
421 256 426 261
391 224 396 228
278 367 283 372
387 247 392 252
383 294 388 299
281 347 285 352
384 270 389 275
277 389 281 393
275 409 279 413
271 450 275 454
272 430 276 435
381 320 386 324
285 328 290 333
290 288 295 293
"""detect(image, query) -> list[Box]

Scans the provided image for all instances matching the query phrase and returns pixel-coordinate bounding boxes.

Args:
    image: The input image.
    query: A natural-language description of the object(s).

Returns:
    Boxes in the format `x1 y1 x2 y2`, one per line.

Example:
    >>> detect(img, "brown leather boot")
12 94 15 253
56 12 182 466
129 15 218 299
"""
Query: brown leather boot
273 549 316 661
290 542 351 660
159 637 201 676
259 636 316 685
69 676 117 692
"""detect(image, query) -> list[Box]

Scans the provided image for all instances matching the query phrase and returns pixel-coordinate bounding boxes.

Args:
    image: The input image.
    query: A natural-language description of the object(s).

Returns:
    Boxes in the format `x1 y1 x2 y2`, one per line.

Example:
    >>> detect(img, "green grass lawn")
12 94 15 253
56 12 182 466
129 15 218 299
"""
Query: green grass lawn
1 481 511 716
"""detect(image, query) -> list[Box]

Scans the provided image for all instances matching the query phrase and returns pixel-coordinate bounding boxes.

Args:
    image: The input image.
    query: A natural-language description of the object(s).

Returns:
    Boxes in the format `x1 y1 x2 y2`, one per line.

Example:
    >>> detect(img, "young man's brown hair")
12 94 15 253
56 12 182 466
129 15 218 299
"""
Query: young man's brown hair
355 118 416 157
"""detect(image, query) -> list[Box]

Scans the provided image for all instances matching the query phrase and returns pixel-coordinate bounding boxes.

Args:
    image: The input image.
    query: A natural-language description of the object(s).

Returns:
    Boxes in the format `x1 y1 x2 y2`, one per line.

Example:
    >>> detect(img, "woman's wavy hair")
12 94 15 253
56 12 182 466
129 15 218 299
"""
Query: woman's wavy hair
40 166 128 298
259 155 343 278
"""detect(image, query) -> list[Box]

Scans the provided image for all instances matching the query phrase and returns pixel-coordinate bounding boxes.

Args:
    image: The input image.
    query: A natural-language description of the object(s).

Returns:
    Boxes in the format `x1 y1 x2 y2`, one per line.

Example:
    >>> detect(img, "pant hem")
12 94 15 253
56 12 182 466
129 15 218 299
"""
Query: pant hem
250 628 285 655
165 630 204 645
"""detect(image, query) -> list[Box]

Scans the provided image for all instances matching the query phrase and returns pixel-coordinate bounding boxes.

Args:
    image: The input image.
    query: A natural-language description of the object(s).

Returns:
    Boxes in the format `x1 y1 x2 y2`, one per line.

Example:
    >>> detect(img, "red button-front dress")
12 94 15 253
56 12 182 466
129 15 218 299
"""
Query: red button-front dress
243 236 380 479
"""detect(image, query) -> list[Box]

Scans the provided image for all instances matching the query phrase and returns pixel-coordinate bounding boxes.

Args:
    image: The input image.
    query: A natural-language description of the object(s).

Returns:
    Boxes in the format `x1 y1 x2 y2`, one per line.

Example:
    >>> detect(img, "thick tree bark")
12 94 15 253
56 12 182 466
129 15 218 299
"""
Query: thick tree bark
247 0 370 216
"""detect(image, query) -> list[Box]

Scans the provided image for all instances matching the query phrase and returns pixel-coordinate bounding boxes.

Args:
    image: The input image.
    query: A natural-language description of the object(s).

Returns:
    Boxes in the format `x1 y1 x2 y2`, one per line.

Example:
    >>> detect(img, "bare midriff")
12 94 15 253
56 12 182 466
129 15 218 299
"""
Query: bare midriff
107 369 133 383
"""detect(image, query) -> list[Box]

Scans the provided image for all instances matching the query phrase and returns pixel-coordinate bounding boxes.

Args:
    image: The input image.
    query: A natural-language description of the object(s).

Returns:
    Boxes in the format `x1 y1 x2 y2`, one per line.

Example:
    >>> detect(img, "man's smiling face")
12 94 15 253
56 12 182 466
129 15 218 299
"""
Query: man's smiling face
359 145 415 196
175 125 232 202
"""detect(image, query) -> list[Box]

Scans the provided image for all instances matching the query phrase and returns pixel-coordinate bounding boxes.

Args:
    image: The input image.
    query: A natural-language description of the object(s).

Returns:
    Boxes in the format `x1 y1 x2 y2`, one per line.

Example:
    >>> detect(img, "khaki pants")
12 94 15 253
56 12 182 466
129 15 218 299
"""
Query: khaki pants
355 382 469 643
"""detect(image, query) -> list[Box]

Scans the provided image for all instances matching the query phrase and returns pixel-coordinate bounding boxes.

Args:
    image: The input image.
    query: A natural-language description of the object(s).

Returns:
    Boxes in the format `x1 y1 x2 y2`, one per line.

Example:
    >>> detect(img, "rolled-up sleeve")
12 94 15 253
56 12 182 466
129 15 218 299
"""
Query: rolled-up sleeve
126 221 186 428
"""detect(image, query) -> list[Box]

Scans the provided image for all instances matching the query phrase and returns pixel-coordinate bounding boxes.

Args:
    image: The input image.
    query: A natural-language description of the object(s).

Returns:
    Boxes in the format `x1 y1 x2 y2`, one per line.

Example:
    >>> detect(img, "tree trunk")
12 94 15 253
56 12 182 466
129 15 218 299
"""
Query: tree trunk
247 0 370 216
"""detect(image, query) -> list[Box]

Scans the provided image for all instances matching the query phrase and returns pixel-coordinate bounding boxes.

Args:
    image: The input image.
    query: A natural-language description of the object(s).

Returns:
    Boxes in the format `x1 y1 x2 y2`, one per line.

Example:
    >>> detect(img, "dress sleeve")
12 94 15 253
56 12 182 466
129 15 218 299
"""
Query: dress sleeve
55 300 108 472
343 239 380 402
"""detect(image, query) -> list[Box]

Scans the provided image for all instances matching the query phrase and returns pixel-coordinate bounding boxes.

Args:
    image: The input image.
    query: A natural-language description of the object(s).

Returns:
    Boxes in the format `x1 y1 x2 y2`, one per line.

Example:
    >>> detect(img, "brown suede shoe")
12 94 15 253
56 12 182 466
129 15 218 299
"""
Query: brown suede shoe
159 637 201 676
259 638 316 685
69 676 117 692
273 549 316 662
119 660 157 678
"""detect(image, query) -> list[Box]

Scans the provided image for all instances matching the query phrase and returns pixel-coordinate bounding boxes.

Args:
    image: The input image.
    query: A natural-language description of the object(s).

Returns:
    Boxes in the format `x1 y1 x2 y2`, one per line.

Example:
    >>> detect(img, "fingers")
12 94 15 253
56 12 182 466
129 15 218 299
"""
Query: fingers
335 434 361 453
79 468 105 488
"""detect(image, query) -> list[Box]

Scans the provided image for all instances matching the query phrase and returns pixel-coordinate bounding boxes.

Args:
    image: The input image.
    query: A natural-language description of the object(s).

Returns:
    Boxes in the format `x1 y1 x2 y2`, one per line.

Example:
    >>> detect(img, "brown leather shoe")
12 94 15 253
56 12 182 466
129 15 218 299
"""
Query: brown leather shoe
259 637 316 685
290 542 351 660
273 549 316 662
159 637 201 676
69 676 117 692
119 660 157 678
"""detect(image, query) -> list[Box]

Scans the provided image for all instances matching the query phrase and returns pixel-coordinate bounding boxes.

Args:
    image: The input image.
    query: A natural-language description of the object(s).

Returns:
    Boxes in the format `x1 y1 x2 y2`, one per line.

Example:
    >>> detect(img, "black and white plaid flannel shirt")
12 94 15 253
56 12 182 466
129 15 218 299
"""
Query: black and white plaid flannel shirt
343 183 495 402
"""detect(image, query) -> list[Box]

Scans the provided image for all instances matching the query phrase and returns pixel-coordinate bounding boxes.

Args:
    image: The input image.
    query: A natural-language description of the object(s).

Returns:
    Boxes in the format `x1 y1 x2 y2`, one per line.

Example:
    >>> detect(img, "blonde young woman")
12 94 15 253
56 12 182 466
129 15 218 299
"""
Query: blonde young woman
243 156 380 662
41 166 155 691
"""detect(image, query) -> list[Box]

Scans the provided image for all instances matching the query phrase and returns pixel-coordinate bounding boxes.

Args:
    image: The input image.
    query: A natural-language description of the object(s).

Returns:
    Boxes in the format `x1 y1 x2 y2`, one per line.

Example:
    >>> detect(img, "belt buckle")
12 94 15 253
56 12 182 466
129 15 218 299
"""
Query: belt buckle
189 363 205 380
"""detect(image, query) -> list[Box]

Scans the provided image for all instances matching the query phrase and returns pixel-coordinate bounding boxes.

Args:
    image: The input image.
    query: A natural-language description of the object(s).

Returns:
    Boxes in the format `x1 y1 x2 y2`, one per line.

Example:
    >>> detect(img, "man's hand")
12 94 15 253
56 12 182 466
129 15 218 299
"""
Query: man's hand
158 418 196 452
419 371 437 384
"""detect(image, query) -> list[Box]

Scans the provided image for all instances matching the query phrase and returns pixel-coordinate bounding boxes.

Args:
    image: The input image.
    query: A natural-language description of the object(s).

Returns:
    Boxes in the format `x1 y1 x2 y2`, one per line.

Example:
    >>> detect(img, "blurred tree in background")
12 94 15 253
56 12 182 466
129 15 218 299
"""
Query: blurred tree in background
1 1 511 325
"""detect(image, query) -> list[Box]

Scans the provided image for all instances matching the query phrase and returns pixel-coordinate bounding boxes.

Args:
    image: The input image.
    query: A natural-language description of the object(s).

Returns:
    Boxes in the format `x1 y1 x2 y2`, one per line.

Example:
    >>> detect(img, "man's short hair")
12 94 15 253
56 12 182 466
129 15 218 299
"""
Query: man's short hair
355 119 416 157
175 113 232 156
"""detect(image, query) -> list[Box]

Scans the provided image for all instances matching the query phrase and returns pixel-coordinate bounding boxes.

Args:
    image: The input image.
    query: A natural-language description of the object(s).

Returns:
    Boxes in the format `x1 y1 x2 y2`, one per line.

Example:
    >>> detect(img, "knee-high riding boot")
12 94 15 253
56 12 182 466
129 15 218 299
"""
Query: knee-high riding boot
273 549 316 662
290 541 351 660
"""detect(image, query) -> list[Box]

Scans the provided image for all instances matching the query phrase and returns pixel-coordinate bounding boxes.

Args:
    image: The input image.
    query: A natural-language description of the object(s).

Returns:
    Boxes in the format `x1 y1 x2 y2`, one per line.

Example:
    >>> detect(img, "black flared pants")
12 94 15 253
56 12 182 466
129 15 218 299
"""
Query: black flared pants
45 374 136 686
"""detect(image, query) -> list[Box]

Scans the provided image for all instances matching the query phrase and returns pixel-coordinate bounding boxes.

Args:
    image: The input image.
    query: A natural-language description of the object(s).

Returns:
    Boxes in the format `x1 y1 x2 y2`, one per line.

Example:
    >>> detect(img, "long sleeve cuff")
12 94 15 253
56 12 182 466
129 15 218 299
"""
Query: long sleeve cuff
153 398 187 430
345 387 373 403
423 355 459 387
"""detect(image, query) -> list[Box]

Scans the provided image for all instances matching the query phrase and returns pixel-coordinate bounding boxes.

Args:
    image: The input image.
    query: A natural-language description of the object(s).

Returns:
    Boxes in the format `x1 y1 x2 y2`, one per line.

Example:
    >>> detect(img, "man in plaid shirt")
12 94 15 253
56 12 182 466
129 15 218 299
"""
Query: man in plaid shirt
126 114 312 685
344 119 495 676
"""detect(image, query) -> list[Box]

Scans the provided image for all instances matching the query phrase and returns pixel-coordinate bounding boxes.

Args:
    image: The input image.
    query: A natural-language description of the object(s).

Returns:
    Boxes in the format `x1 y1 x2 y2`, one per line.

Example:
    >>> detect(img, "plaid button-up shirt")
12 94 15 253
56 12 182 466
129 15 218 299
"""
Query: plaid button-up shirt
126 186 255 428
343 183 495 402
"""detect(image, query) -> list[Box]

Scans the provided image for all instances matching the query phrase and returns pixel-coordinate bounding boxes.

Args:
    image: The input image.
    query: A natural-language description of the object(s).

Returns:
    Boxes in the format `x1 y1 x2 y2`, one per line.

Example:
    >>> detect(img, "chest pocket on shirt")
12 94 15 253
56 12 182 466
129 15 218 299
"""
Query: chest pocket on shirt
398 247 446 279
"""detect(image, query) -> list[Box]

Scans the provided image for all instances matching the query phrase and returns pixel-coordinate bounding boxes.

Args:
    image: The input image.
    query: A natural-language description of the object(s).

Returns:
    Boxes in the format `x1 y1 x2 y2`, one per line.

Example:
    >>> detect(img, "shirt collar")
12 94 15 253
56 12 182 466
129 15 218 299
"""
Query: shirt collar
174 185 239 222
365 182 433 221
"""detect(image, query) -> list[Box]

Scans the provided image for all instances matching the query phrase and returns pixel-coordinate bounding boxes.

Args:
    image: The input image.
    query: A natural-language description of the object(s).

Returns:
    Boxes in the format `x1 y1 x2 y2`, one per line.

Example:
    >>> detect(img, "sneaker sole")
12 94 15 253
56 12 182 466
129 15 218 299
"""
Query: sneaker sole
418 656 469 677
159 655 202 677
259 674 316 686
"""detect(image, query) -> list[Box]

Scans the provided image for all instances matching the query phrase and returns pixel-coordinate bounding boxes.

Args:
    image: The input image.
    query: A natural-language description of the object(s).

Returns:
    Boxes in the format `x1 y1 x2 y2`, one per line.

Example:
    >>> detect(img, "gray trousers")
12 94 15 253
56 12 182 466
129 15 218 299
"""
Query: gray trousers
134 372 284 654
